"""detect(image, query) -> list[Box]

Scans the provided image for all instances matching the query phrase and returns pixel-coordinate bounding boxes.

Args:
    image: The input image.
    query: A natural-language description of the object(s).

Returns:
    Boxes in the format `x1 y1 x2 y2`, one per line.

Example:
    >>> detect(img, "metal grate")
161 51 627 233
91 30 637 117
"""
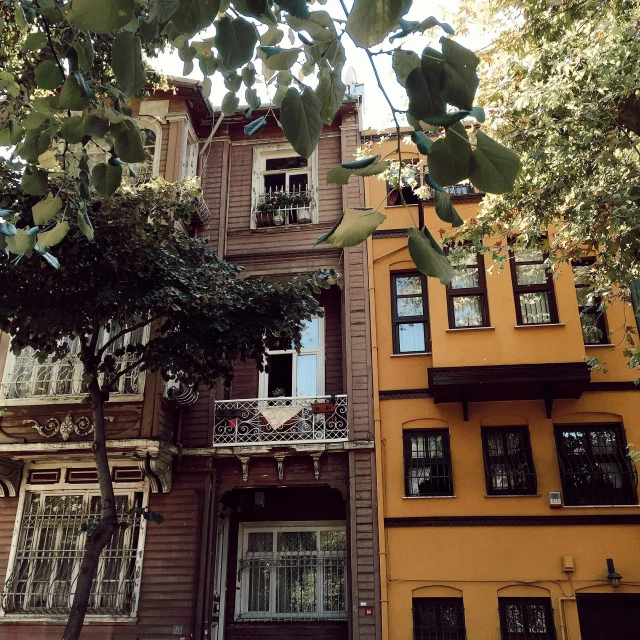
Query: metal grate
482 427 537 495
2 492 143 616
253 189 314 228
404 430 454 497
413 598 467 640
555 424 638 506
499 598 557 639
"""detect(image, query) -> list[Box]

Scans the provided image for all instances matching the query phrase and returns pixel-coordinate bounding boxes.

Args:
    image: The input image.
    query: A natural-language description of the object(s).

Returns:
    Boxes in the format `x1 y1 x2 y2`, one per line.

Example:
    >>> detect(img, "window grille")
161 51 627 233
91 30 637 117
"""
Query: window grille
404 430 454 497
391 272 430 354
499 598 557 640
2 491 143 616
126 128 157 185
554 424 638 506
446 249 489 328
572 262 608 345
482 427 537 495
413 597 466 640
509 246 558 325
239 525 347 621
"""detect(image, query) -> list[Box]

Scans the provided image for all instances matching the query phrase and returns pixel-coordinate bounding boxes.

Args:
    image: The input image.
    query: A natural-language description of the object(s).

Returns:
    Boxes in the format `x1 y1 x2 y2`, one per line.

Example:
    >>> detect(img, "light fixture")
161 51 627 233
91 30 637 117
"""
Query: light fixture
606 558 622 589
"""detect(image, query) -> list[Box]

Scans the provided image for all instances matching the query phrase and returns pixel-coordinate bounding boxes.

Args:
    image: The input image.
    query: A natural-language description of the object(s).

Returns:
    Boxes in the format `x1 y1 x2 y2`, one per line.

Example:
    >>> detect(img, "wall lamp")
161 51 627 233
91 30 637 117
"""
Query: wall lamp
606 558 622 589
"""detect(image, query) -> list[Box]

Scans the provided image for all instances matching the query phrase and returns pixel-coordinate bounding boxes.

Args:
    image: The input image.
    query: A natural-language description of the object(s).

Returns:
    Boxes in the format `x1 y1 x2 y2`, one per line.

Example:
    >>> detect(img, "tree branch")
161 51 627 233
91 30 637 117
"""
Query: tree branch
97 317 156 359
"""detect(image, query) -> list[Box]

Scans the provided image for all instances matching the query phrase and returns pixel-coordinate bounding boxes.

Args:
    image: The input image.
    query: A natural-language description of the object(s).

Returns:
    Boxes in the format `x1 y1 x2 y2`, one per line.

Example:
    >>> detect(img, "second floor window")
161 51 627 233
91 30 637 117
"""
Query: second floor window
572 262 608 345
499 598 557 640
387 161 420 206
482 427 537 495
413 598 466 640
403 430 454 497
391 272 430 354
447 251 489 328
554 424 638 506
510 246 558 325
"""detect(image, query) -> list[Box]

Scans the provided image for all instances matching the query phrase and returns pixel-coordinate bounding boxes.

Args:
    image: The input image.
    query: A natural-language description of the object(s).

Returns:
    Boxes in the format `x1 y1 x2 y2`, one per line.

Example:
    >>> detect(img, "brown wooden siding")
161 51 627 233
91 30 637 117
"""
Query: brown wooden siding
180 383 213 447
199 139 227 252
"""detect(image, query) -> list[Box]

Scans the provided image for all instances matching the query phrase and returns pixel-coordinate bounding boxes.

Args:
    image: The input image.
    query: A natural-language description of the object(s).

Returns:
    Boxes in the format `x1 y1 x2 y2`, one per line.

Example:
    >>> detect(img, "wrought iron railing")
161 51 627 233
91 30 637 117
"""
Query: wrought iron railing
213 395 348 446
428 182 479 198
252 190 314 228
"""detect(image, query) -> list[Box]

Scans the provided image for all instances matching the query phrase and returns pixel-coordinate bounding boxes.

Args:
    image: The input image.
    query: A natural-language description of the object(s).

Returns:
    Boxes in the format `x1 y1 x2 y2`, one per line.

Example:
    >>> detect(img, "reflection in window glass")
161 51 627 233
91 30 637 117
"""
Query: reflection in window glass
396 276 422 296
296 354 317 397
392 273 429 353
398 324 426 353
397 298 424 317
519 292 552 324
300 318 319 350
452 296 483 328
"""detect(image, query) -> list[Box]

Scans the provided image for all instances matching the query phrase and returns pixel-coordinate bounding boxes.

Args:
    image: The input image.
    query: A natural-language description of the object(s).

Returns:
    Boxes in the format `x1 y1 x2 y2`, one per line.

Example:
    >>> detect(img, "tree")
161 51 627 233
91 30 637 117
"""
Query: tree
0 168 331 639
0 0 520 284
454 0 640 342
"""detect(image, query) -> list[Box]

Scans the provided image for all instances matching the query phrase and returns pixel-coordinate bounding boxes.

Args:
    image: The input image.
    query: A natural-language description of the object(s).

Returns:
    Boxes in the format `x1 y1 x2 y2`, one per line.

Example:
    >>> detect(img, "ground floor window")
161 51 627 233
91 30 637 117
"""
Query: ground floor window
412 597 466 639
237 522 347 621
499 597 557 639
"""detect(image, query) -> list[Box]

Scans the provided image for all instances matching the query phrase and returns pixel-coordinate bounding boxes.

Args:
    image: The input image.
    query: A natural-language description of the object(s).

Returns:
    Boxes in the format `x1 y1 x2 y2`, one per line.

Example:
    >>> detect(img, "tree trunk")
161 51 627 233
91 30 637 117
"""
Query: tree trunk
62 377 118 640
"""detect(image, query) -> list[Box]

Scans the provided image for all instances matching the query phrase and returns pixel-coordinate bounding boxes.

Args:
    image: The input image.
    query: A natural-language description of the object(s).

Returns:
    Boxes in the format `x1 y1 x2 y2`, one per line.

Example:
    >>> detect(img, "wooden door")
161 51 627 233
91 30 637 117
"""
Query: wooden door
577 594 640 639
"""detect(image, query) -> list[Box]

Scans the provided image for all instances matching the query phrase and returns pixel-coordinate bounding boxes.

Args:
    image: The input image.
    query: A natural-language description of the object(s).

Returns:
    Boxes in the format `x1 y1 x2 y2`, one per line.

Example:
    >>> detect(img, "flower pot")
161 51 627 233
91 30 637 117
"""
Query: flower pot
273 210 285 226
296 209 312 224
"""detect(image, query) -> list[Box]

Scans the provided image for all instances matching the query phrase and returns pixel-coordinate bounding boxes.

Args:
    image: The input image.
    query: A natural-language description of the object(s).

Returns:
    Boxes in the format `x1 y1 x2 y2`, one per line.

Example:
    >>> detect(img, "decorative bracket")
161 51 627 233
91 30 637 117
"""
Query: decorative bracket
138 449 173 493
23 414 115 441
0 459 23 497
311 453 323 481
274 453 287 481
237 456 250 482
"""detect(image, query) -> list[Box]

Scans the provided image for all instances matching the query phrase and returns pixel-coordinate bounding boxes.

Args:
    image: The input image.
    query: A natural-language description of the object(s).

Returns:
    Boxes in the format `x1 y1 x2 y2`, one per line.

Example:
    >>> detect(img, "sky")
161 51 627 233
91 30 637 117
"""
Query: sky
150 0 490 130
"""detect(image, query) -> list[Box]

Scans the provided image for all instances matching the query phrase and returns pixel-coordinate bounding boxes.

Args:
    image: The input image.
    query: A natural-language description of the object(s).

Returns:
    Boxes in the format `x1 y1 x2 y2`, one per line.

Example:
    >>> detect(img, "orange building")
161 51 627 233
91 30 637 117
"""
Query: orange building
365 130 640 640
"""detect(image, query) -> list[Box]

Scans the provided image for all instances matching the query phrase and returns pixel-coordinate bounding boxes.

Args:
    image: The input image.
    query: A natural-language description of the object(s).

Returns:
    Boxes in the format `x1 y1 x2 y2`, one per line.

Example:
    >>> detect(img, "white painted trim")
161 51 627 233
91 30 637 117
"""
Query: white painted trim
134 116 162 178
232 133 339 146
212 513 230 640
0 439 178 456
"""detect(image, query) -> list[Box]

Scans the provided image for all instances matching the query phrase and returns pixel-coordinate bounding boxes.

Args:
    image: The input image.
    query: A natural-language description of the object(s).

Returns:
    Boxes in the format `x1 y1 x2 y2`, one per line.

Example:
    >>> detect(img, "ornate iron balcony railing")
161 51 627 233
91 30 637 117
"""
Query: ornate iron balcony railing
213 395 348 446
252 190 315 228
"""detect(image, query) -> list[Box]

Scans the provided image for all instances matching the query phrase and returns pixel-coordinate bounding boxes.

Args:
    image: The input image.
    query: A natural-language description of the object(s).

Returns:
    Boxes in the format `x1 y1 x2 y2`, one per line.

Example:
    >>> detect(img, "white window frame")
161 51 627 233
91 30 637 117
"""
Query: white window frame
183 124 199 179
1 462 149 622
258 314 325 399
235 521 347 621
133 116 162 180
251 142 319 229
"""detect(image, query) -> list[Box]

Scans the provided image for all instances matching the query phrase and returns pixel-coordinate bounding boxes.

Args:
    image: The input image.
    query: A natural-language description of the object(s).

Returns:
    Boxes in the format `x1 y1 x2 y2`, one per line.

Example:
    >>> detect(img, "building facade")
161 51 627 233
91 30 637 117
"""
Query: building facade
366 131 640 640
0 87 381 640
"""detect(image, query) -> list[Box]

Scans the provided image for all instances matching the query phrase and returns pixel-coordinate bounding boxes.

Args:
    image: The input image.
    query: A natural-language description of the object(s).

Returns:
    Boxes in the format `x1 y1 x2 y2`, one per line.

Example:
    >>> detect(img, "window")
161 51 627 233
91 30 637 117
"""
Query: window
446 251 489 328
499 598 557 640
127 119 161 184
237 523 347 621
413 598 466 640
183 129 199 179
387 161 420 206
510 246 558 325
252 145 316 228
572 262 608 345
1 325 148 400
482 427 537 495
2 469 146 617
391 272 430 354
403 430 453 497
258 316 324 399
554 424 638 506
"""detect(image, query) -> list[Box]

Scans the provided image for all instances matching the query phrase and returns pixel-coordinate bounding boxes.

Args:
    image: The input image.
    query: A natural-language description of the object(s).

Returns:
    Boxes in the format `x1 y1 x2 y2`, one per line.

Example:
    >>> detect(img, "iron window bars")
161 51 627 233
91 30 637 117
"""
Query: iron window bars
572 262 608 345
482 427 537 495
404 430 454 497
499 598 557 640
446 251 490 329
413 598 467 640
391 272 430 354
509 246 559 325
554 424 638 506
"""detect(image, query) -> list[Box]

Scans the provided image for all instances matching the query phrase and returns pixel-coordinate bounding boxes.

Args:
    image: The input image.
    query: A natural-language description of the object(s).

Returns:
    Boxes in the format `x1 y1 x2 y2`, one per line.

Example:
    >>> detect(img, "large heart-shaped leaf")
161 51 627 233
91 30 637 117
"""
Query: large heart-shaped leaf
216 16 258 70
35 60 63 90
172 0 220 34
84 114 110 138
315 67 346 125
112 32 146 97
19 129 52 163
78 208 95 241
278 0 310 19
113 121 146 163
280 87 323 159
327 155 390 185
468 130 521 194
74 37 94 73
92 162 123 197
427 122 472 187
406 67 445 121
37 220 70 248
68 0 135 33
32 193 62 225
346 0 405 48
440 37 480 111
6 227 38 257
412 131 434 155
25 32 47 51
392 49 421 87
316 207 387 248
58 75 89 111
221 92 239 116
260 46 301 70
286 12 334 43
0 120 25 146
22 168 48 196
407 226 454 285
60 116 86 144
433 190 463 227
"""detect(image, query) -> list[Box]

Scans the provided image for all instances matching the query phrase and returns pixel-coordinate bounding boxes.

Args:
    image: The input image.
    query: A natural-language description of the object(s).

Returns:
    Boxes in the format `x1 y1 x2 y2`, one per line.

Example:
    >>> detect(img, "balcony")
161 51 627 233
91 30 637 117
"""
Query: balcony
212 395 348 446
252 190 315 229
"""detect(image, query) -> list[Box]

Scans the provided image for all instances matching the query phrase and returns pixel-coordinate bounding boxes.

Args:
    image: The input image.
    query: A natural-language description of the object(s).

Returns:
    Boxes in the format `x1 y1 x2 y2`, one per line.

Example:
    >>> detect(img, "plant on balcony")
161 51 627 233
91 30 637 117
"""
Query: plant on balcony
255 191 313 227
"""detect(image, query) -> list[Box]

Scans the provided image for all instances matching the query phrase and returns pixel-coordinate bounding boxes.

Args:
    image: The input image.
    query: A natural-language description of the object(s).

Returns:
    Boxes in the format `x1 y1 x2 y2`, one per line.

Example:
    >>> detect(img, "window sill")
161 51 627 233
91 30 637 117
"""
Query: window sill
585 343 616 349
0 614 138 624
391 352 432 357
403 495 457 499
446 326 495 333
485 494 541 498
0 394 144 407
514 323 566 329
560 504 640 509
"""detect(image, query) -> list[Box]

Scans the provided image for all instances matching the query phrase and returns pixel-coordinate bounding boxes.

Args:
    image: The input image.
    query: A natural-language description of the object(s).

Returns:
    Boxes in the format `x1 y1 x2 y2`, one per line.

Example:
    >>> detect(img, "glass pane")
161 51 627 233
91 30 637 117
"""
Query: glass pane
289 173 309 192
300 318 319 349
397 296 424 317
590 429 618 454
247 562 271 612
320 530 346 551
398 323 426 352
395 276 422 296
277 531 317 552
452 296 483 327
296 354 317 397
516 263 547 285
580 313 604 344
527 605 547 633
248 532 273 553
450 266 479 289
264 173 286 192
506 604 525 633
514 247 544 263
519 292 551 324
276 560 316 614
266 156 308 171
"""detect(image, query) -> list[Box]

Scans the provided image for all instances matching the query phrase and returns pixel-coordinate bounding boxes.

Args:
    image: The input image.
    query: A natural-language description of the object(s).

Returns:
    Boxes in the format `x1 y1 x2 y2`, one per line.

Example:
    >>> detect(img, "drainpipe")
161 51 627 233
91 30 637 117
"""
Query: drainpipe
367 234 390 640
558 597 576 640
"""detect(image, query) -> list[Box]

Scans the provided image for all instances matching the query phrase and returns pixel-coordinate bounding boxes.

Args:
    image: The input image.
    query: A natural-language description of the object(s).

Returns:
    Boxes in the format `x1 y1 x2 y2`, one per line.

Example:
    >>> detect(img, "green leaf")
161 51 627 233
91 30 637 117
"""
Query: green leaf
113 121 146 163
427 122 472 187
78 208 95 241
216 16 258 70
33 97 58 117
22 168 48 196
84 114 110 138
407 226 454 285
440 37 480 111
261 26 283 46
241 64 256 86
326 155 390 185
272 84 288 107
280 87 323 159
112 33 146 97
25 32 48 51
260 46 301 70
424 110 470 127
35 60 63 90
74 37 94 73
244 116 267 136
58 75 89 111
172 0 220 34
6 228 37 257
19 129 52 163
0 120 24 146
406 67 445 121
346 0 405 48
392 49 421 87
315 207 386 247
22 111 48 130
92 162 123 197
34 245 60 269
14 4 27 30
287 12 335 43
149 0 180 24
315 67 346 125
245 87 260 110
32 193 63 225
202 77 212 98
278 0 310 19
199 54 218 75
37 220 70 248
433 190 463 227
61 116 86 144
0 221 17 236
221 91 239 115
224 72 242 92
470 106 485 123
68 0 135 33
468 130 520 194
412 131 433 155
424 173 446 193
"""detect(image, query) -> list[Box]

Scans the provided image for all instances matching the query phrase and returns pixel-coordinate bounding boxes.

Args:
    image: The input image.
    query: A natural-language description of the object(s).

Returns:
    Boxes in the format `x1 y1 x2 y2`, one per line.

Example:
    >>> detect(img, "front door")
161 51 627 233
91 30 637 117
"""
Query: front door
577 594 640 640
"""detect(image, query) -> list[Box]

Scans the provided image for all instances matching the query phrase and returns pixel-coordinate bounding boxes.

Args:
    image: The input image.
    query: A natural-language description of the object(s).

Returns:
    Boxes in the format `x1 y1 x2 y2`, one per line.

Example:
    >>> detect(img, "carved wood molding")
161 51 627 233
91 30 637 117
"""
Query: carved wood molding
22 414 115 441
138 449 173 493
0 459 23 497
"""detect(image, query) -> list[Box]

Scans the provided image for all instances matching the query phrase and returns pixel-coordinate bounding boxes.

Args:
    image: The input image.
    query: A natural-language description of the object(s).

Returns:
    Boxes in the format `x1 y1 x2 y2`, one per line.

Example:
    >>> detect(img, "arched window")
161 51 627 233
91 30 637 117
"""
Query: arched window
128 117 162 184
